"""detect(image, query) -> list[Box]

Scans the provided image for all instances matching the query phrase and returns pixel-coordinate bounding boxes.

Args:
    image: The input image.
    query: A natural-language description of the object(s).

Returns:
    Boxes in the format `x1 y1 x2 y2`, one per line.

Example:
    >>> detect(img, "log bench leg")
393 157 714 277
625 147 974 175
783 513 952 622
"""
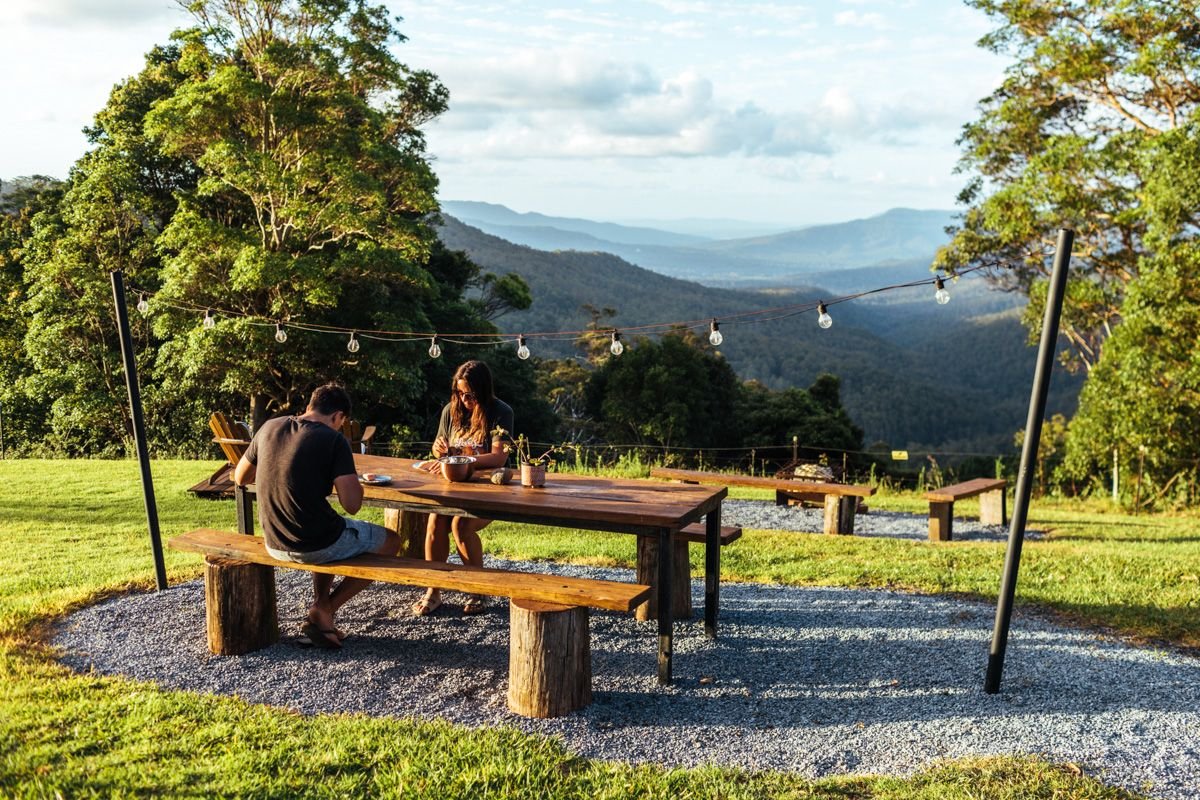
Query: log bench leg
822 495 857 535
928 501 953 542
979 490 1007 526
635 536 692 621
507 599 591 718
383 508 427 559
204 556 278 655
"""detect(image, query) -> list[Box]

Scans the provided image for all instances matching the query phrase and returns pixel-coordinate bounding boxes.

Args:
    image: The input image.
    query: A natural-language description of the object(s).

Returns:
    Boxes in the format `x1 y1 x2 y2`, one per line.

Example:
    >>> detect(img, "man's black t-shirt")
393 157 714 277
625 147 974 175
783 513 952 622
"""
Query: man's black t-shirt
244 416 357 552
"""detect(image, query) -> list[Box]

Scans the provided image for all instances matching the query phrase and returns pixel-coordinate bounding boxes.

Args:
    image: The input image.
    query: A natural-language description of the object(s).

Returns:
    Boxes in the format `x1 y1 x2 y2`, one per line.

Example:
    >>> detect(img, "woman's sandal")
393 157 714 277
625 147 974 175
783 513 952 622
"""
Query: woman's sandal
461 595 486 616
411 596 442 616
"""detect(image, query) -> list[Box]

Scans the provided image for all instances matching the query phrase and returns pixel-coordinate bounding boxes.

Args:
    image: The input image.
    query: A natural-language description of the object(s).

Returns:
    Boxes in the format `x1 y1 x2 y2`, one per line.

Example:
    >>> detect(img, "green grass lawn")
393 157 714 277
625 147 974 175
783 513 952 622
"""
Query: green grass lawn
4 459 1190 798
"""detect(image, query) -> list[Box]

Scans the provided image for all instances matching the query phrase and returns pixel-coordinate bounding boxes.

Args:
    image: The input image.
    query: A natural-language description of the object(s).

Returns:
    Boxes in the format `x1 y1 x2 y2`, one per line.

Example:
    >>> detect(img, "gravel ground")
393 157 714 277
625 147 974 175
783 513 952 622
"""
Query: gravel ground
53 505 1195 799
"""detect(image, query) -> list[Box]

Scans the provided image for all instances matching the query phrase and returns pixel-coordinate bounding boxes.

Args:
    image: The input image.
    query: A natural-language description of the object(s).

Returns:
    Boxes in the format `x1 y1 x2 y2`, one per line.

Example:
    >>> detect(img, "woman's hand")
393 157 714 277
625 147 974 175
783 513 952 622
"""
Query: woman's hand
431 435 448 457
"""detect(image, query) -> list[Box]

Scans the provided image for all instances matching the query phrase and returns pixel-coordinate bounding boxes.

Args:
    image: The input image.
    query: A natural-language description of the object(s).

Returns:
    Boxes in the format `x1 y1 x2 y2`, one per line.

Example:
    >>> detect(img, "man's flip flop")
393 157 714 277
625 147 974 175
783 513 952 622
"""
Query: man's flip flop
411 596 442 616
299 621 342 649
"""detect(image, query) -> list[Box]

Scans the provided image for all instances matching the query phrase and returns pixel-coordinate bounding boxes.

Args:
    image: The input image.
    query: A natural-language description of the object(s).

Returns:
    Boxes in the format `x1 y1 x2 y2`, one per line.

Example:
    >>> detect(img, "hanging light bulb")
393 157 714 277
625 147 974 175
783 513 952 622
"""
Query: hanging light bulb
428 335 441 359
934 276 951 305
347 332 360 353
274 324 287 343
610 330 624 356
517 335 531 360
817 303 833 329
136 294 149 315
708 319 723 346
202 309 215 330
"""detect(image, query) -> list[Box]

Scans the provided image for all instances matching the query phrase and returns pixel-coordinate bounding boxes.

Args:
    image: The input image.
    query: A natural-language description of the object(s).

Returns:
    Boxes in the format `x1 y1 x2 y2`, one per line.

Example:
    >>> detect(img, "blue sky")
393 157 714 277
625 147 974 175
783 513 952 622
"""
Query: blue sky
0 0 1007 227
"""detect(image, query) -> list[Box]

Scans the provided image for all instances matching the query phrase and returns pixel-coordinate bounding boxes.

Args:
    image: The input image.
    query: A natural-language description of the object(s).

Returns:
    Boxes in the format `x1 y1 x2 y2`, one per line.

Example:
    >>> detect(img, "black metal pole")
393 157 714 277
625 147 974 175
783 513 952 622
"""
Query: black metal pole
111 269 168 590
985 228 1073 693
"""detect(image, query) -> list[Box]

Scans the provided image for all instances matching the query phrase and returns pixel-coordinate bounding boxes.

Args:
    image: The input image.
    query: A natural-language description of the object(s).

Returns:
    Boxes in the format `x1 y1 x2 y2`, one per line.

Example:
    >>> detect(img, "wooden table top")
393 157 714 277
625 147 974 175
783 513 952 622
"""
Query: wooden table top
354 454 726 532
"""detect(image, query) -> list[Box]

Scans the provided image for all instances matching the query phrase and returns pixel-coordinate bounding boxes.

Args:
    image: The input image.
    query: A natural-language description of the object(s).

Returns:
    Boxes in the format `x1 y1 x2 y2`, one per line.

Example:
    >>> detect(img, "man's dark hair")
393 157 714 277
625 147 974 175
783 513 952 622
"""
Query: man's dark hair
308 383 352 417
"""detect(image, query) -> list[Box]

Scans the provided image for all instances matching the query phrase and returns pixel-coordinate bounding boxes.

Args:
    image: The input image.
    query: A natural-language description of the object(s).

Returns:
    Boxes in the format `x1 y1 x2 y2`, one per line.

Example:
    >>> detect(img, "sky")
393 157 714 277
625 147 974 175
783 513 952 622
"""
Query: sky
0 0 1008 228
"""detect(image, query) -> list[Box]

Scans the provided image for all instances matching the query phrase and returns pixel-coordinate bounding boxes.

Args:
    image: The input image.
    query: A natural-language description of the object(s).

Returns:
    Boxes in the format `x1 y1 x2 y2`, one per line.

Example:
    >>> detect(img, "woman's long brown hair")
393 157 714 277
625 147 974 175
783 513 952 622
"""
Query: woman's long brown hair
449 360 497 442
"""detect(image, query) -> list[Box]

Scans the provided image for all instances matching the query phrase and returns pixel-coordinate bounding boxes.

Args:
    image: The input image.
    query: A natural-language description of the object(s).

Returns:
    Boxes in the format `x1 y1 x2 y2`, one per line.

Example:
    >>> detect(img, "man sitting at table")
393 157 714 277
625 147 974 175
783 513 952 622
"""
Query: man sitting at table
234 383 399 648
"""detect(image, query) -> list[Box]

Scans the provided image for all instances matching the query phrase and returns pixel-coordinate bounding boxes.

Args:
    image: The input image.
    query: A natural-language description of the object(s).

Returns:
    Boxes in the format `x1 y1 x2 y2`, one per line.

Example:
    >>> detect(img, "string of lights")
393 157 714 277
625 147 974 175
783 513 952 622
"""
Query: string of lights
128 263 988 358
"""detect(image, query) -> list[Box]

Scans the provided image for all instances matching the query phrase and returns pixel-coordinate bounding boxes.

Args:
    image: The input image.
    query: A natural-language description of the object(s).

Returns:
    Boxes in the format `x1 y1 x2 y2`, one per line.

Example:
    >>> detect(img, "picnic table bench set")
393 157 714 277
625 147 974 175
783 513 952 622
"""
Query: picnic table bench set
173 442 1005 717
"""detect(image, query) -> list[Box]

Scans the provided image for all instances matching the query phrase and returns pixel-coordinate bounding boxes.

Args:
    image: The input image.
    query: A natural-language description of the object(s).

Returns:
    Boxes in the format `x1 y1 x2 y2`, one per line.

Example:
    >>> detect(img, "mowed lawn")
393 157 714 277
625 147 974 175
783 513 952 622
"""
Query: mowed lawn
4 458 1194 798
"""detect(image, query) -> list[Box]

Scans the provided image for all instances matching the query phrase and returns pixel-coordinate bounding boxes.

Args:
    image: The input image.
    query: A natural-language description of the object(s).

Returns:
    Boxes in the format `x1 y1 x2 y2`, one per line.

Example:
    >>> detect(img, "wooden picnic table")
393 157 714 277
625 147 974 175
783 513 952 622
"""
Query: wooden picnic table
234 454 727 685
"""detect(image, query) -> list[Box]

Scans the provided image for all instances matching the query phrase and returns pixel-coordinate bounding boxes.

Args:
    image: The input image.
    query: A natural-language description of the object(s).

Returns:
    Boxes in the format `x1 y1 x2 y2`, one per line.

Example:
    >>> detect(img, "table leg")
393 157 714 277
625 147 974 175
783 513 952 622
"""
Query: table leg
704 507 721 638
656 525 673 685
235 484 254 535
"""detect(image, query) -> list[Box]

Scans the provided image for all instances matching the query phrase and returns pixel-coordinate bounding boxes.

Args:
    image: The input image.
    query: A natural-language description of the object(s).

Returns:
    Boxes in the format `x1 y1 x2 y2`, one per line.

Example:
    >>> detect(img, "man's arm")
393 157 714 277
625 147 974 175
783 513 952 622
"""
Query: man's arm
333 473 363 514
233 456 256 486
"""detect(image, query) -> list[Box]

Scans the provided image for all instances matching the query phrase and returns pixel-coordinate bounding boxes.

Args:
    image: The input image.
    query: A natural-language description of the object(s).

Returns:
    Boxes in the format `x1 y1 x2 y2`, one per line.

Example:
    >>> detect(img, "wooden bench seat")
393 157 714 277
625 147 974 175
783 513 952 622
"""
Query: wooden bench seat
650 467 874 535
169 528 651 717
924 478 1007 542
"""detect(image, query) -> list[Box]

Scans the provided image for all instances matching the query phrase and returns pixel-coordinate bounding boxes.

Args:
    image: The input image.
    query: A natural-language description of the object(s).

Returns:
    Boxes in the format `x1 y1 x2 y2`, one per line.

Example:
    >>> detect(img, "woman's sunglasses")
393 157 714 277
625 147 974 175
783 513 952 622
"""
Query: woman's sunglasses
457 390 477 402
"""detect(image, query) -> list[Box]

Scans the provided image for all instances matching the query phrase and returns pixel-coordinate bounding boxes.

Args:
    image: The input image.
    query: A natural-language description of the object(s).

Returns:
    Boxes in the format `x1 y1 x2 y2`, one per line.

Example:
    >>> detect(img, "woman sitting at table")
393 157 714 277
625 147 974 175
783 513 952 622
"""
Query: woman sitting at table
412 359 514 616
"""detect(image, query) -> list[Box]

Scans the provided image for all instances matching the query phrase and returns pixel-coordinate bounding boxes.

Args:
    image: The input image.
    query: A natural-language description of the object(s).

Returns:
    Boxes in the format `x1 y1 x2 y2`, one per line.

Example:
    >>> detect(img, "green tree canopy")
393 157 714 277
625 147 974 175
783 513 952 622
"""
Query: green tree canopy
145 0 450 428
936 1 1200 371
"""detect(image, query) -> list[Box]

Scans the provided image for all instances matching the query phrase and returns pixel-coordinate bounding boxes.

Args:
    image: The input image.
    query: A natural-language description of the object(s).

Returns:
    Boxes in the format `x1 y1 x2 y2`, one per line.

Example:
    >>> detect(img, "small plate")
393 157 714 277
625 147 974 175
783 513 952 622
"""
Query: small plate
359 474 392 486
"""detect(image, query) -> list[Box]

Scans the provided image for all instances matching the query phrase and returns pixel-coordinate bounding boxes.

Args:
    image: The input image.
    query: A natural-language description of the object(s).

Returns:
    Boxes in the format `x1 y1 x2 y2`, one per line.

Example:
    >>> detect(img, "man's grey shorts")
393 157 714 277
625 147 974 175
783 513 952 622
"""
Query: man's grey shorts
266 518 389 564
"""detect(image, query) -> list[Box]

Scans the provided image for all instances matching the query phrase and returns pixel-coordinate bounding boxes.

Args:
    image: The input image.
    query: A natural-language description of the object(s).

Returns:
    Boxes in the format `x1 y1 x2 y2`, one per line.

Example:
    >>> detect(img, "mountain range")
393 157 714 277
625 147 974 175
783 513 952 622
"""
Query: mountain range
442 201 958 286
436 209 1083 457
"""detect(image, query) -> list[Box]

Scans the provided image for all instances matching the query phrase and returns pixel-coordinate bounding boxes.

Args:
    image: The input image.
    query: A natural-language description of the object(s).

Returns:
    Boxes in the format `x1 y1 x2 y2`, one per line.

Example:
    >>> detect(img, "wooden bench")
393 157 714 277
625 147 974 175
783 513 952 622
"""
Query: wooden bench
649 467 875 535
634 522 742 622
924 478 1007 541
169 528 651 718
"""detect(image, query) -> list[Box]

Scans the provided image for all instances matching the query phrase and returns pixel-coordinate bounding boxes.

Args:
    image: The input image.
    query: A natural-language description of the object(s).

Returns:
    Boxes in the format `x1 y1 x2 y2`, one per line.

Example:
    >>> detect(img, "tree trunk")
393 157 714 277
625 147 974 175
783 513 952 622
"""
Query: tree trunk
250 393 271 433
204 556 278 655
507 599 591 718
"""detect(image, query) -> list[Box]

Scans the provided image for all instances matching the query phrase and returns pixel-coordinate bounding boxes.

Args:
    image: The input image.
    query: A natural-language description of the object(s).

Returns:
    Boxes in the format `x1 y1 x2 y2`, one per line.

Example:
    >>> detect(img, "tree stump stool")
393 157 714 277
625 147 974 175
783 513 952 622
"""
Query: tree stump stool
823 495 857 535
634 535 692 621
384 508 428 559
507 599 591 718
204 555 278 655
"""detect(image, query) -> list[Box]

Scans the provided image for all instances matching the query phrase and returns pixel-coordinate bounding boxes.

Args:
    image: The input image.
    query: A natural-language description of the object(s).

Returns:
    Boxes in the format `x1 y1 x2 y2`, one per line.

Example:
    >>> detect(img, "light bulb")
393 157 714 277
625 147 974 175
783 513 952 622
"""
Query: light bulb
934 276 951 305
610 331 624 356
203 309 215 330
274 324 287 343
428 336 441 359
817 303 832 329
708 319 723 346
517 335 530 360
347 332 360 353
136 294 149 315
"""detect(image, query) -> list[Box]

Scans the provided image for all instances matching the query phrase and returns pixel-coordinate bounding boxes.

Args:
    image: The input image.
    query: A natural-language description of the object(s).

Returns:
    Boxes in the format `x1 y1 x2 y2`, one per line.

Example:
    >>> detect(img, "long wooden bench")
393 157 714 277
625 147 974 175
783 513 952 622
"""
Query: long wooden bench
169 528 651 718
634 521 742 622
649 467 875 535
924 478 1007 541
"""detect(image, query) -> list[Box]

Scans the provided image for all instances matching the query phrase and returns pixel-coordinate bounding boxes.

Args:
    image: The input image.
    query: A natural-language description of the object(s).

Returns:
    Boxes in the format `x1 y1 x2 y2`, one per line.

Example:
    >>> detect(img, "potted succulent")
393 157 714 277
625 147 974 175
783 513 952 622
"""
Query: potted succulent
493 428 559 488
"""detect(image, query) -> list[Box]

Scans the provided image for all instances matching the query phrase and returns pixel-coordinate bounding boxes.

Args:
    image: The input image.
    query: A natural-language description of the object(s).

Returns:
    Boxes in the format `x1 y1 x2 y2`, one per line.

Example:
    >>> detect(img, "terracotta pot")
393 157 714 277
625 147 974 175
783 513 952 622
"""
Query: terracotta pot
520 462 546 488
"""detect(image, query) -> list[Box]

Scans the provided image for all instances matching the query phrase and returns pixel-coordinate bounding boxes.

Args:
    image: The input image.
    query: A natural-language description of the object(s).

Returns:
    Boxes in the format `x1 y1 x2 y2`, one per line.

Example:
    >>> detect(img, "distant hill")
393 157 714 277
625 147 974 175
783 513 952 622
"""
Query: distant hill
437 216 1082 456
442 202 958 285
442 201 710 247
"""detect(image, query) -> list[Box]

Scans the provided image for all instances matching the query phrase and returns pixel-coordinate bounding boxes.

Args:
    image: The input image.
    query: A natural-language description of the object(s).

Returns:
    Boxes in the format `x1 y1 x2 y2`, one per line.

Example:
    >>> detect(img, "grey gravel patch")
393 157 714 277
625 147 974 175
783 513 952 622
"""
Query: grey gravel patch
721 499 1041 541
53 556 1196 799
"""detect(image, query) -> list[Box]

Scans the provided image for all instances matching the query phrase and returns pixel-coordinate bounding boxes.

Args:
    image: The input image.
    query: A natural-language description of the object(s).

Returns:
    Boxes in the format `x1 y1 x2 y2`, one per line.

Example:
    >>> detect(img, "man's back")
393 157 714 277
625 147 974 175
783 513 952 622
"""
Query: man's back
245 416 356 553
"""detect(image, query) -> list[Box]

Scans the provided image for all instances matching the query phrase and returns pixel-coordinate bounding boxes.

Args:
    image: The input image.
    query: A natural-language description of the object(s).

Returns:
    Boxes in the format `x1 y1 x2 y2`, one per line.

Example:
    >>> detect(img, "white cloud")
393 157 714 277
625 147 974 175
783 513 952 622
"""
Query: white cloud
431 55 832 160
2 0 182 29
834 10 888 29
